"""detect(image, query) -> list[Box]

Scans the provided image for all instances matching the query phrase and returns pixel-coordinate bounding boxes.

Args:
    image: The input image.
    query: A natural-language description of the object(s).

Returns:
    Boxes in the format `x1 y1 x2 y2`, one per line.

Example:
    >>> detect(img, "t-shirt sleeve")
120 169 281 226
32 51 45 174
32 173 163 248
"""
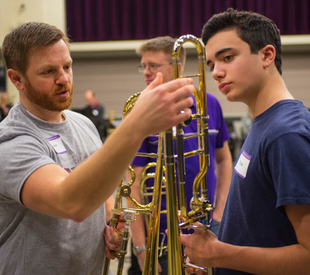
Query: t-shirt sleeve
267 133 310 209
0 135 55 204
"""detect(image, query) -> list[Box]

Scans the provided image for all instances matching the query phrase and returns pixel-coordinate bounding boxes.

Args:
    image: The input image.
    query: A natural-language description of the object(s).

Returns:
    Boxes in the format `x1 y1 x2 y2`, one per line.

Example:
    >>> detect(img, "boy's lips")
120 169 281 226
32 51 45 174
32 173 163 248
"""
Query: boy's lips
219 82 230 93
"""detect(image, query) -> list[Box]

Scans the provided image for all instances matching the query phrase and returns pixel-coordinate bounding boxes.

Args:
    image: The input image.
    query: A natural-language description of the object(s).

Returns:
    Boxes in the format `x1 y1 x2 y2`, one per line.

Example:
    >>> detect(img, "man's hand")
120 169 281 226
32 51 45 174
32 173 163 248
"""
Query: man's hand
125 73 194 140
104 217 126 259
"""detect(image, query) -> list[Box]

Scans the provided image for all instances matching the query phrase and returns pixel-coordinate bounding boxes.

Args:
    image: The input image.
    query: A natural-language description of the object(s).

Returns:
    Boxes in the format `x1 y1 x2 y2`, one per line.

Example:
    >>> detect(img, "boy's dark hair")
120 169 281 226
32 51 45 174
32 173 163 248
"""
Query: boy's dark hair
1 22 70 75
202 8 282 75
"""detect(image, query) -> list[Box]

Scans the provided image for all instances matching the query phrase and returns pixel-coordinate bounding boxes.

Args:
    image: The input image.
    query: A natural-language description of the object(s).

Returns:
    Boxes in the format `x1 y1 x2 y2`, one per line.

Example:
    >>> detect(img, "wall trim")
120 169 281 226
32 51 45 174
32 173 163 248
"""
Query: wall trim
69 35 310 59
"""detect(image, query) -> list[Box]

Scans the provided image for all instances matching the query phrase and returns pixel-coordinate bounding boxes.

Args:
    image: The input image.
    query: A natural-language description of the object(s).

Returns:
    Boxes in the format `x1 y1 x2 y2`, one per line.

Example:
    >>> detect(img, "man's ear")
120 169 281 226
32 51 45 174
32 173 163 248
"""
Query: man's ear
7 69 25 90
261 45 276 69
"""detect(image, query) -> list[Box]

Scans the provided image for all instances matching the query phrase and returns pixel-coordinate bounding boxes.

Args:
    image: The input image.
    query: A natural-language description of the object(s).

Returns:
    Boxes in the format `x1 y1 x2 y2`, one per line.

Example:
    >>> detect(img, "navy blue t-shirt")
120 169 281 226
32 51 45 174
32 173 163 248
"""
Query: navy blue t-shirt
216 100 310 275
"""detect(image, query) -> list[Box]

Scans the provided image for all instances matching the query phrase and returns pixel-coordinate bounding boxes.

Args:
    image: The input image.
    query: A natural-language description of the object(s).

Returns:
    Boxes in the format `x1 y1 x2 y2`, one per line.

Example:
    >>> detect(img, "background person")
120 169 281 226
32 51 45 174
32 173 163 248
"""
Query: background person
0 22 195 275
127 36 232 275
180 8 310 275
83 89 107 141
0 92 13 122
83 89 105 119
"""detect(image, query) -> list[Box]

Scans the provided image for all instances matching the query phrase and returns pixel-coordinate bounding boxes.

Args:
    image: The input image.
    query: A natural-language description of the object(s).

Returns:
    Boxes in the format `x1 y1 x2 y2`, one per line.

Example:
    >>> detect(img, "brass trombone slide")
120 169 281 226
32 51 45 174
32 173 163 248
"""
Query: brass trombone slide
168 34 213 275
103 34 213 275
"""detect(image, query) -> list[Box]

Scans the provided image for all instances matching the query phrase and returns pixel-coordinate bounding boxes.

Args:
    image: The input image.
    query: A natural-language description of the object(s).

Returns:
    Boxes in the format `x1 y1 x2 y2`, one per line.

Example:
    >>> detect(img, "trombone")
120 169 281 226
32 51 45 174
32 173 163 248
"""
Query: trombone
165 34 213 275
103 34 213 275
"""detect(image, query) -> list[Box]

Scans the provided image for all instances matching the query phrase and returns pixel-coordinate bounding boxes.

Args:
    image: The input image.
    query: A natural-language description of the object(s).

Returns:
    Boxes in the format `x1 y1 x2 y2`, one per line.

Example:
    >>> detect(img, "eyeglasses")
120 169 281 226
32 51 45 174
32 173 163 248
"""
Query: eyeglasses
137 63 172 73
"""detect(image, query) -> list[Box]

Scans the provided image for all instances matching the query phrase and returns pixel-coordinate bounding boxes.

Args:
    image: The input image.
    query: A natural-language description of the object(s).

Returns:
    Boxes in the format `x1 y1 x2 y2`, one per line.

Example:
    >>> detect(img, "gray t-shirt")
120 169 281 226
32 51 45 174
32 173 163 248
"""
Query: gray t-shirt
0 102 112 275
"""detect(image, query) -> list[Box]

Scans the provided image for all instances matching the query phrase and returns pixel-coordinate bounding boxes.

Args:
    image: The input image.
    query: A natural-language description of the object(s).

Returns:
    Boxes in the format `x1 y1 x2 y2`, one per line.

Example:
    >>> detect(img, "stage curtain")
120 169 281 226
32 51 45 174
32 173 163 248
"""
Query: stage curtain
66 0 310 42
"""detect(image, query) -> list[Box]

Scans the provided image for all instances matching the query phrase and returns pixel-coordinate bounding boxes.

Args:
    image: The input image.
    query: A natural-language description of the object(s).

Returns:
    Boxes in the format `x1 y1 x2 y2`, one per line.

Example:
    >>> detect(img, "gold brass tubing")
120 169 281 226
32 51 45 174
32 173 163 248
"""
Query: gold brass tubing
184 149 203 158
127 166 136 188
165 129 184 275
172 34 212 274
140 163 166 229
136 152 159 158
143 132 164 275
176 124 188 222
114 34 213 275
122 92 141 117
183 133 200 139
116 210 137 275
177 35 209 206
179 73 202 78
192 125 210 204
125 195 152 211
102 189 123 275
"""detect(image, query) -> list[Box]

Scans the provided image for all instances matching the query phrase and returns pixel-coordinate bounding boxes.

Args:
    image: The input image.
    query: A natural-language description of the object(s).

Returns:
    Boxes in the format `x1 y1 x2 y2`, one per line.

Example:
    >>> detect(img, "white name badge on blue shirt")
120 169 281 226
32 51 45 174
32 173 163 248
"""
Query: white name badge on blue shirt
47 135 67 154
234 150 251 179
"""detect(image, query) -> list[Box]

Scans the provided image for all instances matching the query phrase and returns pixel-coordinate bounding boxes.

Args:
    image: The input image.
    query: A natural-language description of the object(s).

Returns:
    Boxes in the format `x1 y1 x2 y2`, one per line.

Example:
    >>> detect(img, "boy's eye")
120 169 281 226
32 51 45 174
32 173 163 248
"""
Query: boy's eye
207 63 214 72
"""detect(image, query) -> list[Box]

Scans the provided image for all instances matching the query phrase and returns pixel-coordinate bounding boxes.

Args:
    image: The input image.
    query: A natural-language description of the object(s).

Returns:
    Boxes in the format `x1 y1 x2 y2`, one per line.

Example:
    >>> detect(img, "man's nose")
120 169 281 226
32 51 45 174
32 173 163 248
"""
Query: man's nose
143 66 152 76
56 69 70 85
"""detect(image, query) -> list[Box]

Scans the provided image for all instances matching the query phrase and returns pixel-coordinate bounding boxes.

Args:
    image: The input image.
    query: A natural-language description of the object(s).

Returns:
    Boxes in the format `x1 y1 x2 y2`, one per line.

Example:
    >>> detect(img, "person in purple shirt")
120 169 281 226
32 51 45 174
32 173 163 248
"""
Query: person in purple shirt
127 36 232 275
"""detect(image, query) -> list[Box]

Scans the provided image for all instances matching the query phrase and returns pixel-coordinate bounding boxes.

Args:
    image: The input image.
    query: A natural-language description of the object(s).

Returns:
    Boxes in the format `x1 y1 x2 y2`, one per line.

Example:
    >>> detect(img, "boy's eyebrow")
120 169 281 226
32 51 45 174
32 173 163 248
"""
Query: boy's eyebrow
206 47 234 66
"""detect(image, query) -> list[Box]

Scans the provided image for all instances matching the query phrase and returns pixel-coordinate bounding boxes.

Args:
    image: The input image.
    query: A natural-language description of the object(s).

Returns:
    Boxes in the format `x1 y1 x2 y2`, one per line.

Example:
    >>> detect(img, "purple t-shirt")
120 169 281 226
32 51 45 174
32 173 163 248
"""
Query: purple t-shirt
131 93 230 237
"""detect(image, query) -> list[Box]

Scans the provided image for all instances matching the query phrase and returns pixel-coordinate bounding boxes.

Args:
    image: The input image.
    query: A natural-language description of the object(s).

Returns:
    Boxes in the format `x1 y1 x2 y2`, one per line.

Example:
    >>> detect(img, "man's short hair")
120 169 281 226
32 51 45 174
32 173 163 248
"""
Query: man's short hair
1 22 70 75
136 36 186 67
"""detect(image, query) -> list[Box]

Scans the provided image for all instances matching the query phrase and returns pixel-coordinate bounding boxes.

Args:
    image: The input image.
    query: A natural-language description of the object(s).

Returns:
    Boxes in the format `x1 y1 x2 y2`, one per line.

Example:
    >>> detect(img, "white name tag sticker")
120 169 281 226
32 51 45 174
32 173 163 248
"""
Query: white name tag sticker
234 150 251 179
47 135 67 154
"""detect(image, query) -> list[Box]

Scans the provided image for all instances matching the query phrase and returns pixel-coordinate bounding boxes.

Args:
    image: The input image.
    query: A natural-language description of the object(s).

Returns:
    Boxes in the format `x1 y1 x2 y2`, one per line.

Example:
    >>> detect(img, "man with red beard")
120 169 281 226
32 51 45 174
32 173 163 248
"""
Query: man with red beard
0 22 195 275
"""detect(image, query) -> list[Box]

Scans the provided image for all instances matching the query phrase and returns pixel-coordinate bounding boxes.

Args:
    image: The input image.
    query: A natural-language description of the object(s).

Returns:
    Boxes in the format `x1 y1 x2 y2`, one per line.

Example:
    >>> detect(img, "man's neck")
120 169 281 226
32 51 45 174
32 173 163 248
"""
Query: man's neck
21 102 65 123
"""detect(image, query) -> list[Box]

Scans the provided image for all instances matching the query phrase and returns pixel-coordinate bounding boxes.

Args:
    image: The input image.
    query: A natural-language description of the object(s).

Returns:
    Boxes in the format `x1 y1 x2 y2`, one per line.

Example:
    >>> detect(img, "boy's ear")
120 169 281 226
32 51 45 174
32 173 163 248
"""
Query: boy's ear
7 69 25 90
261 45 276 69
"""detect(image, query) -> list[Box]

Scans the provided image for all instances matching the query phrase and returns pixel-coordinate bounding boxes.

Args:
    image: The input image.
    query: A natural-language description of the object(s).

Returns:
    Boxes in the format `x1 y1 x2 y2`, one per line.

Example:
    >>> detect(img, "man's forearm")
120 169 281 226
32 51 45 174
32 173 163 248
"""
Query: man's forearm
55 120 146 221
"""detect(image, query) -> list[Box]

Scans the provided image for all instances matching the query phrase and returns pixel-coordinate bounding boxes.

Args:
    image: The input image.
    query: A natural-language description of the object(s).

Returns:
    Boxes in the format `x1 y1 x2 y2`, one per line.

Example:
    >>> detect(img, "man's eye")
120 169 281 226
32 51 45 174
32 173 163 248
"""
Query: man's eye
224 55 233 61
43 69 53 74
150 64 160 69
